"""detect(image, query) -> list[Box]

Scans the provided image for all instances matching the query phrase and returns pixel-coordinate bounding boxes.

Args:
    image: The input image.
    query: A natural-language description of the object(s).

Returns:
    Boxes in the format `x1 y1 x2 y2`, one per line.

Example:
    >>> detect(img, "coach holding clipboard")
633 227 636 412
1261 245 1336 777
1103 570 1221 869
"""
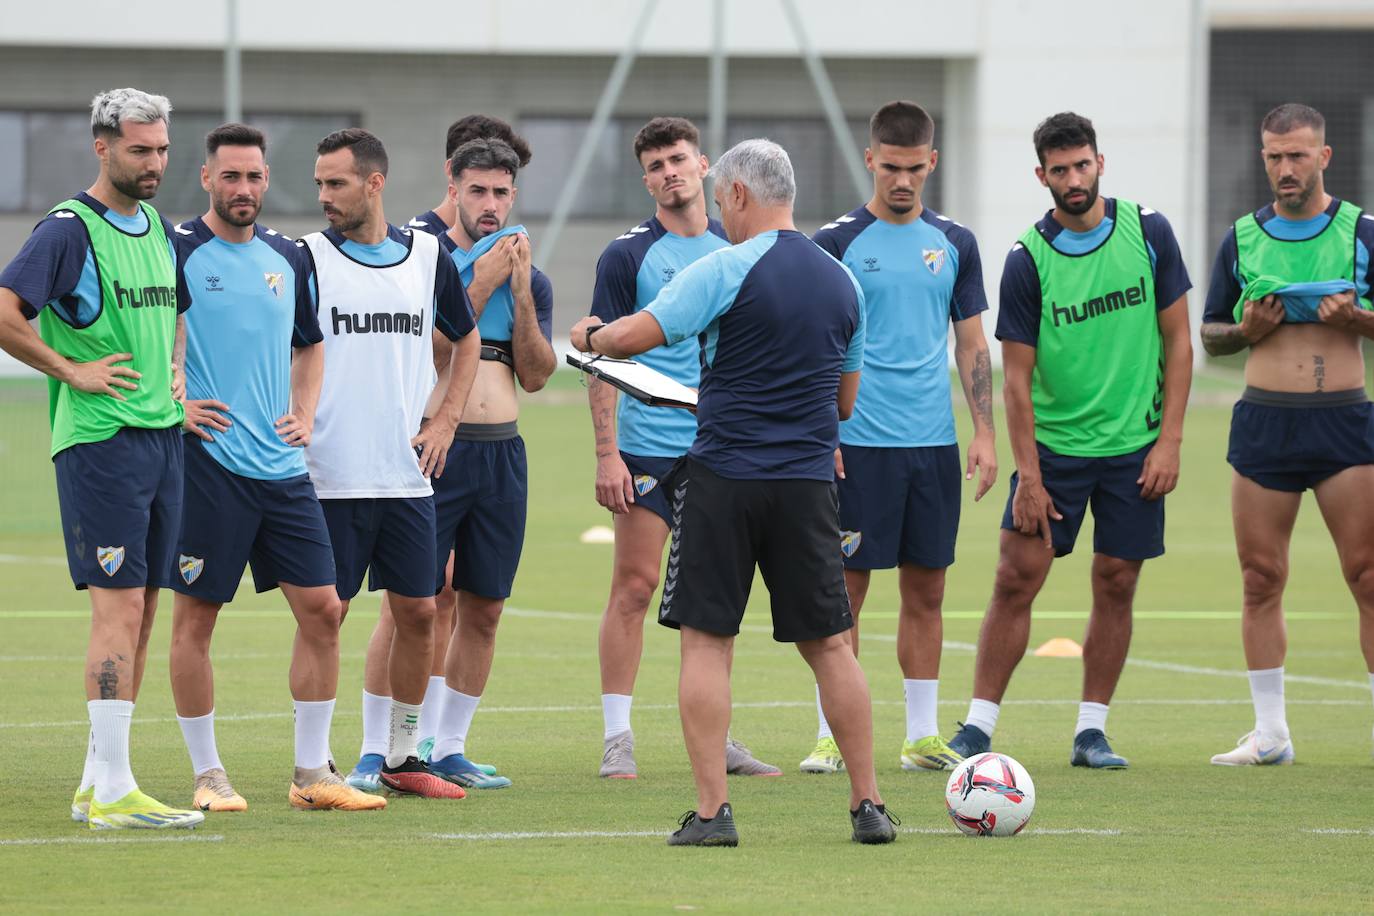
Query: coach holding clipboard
570 139 895 847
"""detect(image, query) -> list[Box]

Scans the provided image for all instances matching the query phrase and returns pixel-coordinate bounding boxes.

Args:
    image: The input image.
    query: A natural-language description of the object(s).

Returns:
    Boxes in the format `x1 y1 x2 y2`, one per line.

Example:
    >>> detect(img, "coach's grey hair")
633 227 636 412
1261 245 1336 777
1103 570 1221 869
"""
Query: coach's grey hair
90 88 172 139
710 138 796 207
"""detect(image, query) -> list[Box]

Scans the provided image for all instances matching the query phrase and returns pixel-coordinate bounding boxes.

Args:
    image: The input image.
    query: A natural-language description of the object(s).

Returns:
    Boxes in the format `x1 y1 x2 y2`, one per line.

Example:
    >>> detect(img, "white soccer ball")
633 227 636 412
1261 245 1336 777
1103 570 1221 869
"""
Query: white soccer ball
944 752 1036 837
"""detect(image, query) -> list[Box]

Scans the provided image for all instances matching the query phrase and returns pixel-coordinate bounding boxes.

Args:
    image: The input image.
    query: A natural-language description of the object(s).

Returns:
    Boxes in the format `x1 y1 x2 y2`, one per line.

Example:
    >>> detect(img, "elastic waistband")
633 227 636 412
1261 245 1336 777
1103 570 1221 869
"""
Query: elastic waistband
1241 386 1368 408
455 420 518 441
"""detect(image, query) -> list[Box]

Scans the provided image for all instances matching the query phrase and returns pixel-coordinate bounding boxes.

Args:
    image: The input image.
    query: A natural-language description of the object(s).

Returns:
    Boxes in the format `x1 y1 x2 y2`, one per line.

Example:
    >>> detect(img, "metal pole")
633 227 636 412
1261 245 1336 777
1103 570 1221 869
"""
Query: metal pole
708 0 727 163
535 0 658 265
780 0 868 202
1187 0 1208 368
224 0 241 122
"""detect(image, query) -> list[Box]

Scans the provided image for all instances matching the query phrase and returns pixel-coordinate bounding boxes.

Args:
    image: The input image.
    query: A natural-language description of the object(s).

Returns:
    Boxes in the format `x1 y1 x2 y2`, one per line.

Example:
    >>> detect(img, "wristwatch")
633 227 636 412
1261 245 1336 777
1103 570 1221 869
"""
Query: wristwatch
585 323 603 352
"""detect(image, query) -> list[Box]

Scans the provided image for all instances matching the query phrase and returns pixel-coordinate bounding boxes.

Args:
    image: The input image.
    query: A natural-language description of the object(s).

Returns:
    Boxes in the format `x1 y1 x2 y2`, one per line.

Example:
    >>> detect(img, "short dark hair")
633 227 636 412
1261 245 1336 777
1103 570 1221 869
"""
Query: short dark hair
1260 103 1326 139
632 117 700 161
1032 112 1097 164
449 138 521 183
869 101 935 148
445 115 532 166
206 122 265 157
316 128 388 178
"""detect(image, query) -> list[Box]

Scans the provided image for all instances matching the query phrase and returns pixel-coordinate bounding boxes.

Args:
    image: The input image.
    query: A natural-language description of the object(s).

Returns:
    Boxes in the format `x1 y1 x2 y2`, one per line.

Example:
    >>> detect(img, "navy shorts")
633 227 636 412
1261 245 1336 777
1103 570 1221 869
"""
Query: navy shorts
322 496 436 600
1001 441 1164 560
53 426 183 590
836 443 961 570
170 438 336 604
1227 388 1374 492
433 429 528 599
622 451 678 528
658 458 853 643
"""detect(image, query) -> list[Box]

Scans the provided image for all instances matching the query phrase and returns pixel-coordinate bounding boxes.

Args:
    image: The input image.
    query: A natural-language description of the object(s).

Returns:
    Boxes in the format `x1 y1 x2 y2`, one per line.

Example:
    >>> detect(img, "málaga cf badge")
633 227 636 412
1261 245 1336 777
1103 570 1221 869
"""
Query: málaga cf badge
97 546 125 577
179 555 205 585
839 530 863 558
634 475 659 497
264 272 285 297
922 248 946 276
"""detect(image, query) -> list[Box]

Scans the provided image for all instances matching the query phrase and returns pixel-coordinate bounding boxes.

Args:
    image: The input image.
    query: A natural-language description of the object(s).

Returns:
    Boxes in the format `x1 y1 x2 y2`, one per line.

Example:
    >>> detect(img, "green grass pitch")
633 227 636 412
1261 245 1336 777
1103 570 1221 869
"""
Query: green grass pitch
0 371 1371 913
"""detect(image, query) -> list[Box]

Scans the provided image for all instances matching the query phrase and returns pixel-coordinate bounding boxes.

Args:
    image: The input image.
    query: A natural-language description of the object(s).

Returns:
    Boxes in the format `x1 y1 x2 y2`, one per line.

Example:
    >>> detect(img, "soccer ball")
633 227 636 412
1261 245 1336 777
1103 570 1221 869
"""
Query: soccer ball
944 752 1036 837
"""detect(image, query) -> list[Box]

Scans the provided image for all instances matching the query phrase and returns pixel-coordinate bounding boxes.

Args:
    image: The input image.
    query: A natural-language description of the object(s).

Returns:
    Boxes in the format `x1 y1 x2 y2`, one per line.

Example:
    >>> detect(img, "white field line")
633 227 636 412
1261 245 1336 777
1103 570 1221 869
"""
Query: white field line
432 830 663 841
2 697 1366 731
901 827 1123 836
0 833 223 847
1302 828 1374 836
0 554 66 566
430 827 1124 842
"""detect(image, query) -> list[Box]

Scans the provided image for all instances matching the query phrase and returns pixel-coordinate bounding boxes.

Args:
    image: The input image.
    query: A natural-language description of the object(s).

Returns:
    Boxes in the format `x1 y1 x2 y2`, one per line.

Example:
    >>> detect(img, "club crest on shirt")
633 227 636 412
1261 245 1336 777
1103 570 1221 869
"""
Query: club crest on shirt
839 530 862 558
178 555 205 585
634 475 659 497
923 248 946 276
97 546 125 577
264 272 285 298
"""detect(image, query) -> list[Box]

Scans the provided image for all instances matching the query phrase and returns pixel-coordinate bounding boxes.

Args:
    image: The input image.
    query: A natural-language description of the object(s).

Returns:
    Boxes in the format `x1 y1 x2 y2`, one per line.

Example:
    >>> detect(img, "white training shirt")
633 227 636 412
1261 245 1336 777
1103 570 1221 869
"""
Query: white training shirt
302 228 442 499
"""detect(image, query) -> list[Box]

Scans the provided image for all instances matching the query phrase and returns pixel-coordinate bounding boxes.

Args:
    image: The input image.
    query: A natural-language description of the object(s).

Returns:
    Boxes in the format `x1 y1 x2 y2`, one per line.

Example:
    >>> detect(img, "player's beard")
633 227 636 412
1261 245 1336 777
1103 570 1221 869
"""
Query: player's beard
323 203 365 235
459 207 503 242
1051 177 1099 216
213 194 260 228
885 190 916 215
109 160 161 201
1273 172 1318 212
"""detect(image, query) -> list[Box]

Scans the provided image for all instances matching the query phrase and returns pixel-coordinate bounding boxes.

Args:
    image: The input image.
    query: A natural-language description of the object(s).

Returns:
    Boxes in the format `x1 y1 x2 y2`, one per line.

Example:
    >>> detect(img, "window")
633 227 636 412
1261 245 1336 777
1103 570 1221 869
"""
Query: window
517 115 942 221
1 110 358 216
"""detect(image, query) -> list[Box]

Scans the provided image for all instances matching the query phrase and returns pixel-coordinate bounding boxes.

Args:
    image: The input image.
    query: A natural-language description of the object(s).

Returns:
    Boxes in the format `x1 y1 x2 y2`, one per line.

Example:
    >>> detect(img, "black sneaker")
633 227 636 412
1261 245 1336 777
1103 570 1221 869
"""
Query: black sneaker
850 799 899 844
667 803 739 847
947 721 992 758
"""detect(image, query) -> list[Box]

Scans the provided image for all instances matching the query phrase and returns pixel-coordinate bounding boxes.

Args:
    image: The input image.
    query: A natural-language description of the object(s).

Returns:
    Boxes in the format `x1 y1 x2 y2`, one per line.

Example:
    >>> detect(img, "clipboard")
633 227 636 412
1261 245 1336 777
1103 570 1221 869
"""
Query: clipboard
565 351 697 410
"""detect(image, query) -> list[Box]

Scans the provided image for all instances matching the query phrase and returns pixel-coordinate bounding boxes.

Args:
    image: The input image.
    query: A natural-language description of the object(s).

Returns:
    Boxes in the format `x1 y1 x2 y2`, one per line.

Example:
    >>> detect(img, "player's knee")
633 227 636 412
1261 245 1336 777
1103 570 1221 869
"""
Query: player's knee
1342 556 1374 606
297 592 343 640
1093 561 1139 607
990 560 1039 608
1239 556 1287 604
609 568 659 617
460 598 503 639
391 597 436 635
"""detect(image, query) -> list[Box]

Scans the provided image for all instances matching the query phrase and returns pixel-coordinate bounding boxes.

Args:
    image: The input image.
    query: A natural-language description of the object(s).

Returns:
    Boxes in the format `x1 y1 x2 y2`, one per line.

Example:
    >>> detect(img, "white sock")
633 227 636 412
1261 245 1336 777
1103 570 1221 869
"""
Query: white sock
1075 701 1109 737
177 710 223 776
1249 667 1288 740
815 684 833 740
602 693 632 740
360 690 391 758
89 699 137 804
432 687 482 760
965 698 1000 738
1367 672 1373 711
385 700 423 768
417 676 446 742
903 679 939 742
293 699 335 770
78 728 98 791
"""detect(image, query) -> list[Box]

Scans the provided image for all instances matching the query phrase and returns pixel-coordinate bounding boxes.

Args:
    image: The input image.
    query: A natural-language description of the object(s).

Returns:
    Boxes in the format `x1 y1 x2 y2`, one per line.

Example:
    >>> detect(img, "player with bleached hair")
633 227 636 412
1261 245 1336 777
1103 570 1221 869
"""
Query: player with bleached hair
0 87 203 829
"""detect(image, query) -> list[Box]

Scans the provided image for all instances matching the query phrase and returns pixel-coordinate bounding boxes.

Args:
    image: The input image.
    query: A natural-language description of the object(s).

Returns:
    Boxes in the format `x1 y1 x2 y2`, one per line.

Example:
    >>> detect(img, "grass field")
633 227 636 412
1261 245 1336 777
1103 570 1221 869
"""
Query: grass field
1 369 1372 914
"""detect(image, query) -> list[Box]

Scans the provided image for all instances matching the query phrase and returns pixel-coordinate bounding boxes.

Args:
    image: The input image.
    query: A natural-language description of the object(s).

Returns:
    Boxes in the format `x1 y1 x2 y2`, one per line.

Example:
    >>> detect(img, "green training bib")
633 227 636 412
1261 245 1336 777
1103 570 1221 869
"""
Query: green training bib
1232 199 1365 321
38 197 182 456
1019 199 1163 457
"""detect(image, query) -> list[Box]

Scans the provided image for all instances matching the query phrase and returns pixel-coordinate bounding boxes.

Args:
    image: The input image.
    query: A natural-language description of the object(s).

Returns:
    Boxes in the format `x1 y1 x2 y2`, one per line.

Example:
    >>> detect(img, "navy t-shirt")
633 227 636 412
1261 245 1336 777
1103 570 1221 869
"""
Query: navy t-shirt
646 229 865 481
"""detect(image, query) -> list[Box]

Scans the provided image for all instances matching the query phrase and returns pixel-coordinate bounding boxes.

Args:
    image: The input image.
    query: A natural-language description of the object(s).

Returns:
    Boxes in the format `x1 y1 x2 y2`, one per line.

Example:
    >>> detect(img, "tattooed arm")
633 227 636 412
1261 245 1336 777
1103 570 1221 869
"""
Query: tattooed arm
588 375 634 514
952 313 997 501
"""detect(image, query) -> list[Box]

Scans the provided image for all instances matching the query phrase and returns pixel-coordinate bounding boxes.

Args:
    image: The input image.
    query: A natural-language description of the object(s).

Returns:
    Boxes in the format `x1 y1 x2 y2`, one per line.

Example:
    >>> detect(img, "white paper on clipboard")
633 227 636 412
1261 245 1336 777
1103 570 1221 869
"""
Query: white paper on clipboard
565 351 698 410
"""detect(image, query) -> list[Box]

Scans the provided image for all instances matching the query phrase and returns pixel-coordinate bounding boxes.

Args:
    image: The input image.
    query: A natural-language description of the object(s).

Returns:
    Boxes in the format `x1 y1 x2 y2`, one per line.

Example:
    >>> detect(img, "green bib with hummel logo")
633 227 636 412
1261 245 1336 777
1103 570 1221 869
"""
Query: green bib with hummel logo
1018 199 1163 457
39 197 182 457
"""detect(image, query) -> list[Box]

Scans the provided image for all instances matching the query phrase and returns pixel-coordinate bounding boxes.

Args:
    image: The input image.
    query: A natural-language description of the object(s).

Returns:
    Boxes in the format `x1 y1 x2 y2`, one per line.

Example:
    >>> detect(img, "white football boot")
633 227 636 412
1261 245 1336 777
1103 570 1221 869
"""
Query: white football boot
1210 730 1294 766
